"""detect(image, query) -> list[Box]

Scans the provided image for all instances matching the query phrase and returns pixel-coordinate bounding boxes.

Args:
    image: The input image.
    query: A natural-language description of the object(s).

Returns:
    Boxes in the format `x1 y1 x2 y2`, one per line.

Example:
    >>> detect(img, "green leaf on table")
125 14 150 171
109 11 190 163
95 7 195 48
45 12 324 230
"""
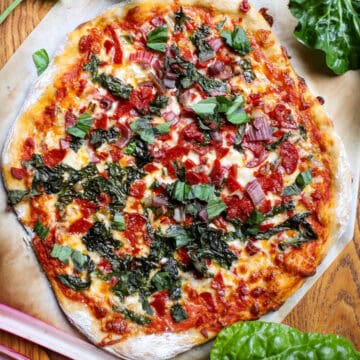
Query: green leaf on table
289 0 360 75
32 49 49 75
210 321 360 360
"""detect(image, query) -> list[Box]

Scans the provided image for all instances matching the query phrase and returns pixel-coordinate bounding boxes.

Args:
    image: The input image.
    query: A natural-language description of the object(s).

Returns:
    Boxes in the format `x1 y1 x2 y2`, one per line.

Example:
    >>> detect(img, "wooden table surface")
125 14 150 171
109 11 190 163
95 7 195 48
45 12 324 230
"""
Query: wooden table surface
0 1 359 359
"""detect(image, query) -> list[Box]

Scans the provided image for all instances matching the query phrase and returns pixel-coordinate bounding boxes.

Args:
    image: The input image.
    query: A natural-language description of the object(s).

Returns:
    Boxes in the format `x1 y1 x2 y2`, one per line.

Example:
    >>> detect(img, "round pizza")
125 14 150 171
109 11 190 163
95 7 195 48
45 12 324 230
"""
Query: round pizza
2 0 351 359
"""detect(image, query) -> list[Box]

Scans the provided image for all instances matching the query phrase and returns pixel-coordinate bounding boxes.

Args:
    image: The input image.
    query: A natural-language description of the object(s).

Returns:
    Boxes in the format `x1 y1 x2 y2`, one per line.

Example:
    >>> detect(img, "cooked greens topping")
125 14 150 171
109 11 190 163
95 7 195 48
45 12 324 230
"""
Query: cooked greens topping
190 25 215 62
34 220 49 240
170 304 188 322
112 306 151 325
174 7 189 33
57 274 91 291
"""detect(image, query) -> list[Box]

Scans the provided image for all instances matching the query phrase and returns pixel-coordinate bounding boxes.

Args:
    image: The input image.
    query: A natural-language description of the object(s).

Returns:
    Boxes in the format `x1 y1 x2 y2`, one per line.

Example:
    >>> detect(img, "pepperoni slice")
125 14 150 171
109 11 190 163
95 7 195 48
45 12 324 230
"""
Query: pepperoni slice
256 171 283 194
150 291 168 317
280 141 299 174
129 180 146 198
43 149 67 167
10 167 26 180
185 171 210 185
224 194 254 221
226 165 242 193
68 218 93 233
200 292 216 312
129 86 155 112
75 198 97 217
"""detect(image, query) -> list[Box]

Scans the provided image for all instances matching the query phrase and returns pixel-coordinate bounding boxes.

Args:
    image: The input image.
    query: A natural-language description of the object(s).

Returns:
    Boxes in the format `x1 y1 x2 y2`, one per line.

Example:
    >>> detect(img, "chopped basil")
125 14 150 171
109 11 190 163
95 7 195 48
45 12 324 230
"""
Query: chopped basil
32 49 49 75
191 98 218 116
34 220 49 240
83 55 101 79
67 113 93 139
89 127 119 149
130 116 170 144
188 184 217 202
112 212 125 231
264 132 291 151
7 190 28 206
50 244 72 264
207 198 227 220
168 181 191 203
221 26 252 56
174 7 189 33
112 306 151 325
246 210 265 226
283 170 312 196
147 25 168 52
57 274 91 291
149 95 169 115
170 304 188 322
190 25 215 62
165 225 192 248
71 251 89 272
225 95 249 124
123 142 136 155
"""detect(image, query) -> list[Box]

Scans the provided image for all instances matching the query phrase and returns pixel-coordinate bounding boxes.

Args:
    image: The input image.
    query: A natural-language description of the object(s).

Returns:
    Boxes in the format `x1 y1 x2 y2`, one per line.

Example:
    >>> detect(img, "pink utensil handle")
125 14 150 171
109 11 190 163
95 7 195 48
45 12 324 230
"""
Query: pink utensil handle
0 303 116 360
0 345 30 360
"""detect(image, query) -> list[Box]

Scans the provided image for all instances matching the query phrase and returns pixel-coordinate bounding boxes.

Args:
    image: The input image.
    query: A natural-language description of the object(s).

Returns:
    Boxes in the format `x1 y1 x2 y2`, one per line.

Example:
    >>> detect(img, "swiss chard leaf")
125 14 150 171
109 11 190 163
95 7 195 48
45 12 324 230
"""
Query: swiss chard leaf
289 0 360 75
210 321 360 360
174 7 189 33
112 306 151 325
89 127 118 149
32 49 49 75
34 220 49 240
170 304 188 323
190 25 215 62
130 116 170 144
7 190 28 206
67 113 93 139
57 274 91 291
96 73 133 99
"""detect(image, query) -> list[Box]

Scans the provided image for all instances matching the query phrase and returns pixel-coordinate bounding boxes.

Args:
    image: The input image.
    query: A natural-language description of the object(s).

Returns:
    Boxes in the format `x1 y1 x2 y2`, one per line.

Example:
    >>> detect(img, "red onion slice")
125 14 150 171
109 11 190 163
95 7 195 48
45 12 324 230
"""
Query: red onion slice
152 195 169 207
198 208 209 222
208 61 225 76
163 111 179 125
116 123 132 147
246 179 265 207
247 117 272 141
209 37 223 52
173 207 186 223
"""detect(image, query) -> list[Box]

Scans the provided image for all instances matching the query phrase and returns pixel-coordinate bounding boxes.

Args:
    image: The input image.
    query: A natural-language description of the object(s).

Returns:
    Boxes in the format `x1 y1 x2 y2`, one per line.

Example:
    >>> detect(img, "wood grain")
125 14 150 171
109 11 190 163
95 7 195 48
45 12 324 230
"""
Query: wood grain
1 0 360 358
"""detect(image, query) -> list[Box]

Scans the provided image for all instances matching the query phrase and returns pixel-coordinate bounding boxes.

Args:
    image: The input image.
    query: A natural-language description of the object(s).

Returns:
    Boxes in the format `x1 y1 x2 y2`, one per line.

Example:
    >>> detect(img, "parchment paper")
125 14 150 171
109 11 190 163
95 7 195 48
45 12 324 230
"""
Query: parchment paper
0 1 359 359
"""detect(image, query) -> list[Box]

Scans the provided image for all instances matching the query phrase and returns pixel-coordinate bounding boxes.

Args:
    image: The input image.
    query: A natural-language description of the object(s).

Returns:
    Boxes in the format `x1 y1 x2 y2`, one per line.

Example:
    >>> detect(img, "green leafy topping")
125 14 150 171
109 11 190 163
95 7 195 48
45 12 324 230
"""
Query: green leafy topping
239 58 256 83
50 244 72 264
147 25 168 52
83 55 101 79
190 25 215 62
89 127 118 149
71 251 89 272
32 49 49 76
112 212 126 231
188 184 217 202
165 225 192 248
149 95 169 115
34 220 49 240
112 306 151 325
221 26 252 56
191 95 250 125
96 73 133 99
57 274 91 291
67 113 93 139
7 190 28 206
174 7 190 33
123 142 136 155
289 0 360 75
216 18 227 31
130 116 170 143
210 321 360 360
168 181 191 203
207 199 227 220
283 170 312 196
170 304 188 323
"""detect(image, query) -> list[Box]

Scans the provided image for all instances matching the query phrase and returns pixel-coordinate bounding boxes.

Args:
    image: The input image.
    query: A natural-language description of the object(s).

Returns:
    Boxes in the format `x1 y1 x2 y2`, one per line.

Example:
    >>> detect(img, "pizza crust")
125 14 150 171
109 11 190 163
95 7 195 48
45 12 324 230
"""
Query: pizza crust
1 1 352 359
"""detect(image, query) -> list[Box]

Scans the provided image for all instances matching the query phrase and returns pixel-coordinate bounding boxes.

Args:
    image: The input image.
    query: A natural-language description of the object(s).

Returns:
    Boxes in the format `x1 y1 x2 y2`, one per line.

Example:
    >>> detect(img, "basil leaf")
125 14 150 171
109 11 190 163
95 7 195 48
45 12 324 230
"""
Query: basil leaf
34 220 49 240
165 225 192 248
264 132 291 151
283 170 312 196
112 306 151 325
67 113 93 139
83 55 101 79
191 98 218 116
289 0 360 75
147 25 168 52
71 251 88 272
210 321 360 360
32 49 49 75
174 7 190 33
188 184 216 202
170 304 188 323
207 198 227 220
50 244 73 264
246 210 265 226
57 274 90 291
149 95 169 115
112 212 125 231
225 95 249 124
169 181 191 203
130 117 170 143
221 26 252 56
123 141 136 155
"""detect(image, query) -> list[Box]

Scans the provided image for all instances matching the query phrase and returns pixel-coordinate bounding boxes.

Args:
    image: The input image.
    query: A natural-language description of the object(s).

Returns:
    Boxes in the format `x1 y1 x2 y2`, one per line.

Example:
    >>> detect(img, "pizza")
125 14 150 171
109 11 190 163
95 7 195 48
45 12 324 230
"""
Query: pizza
2 0 351 359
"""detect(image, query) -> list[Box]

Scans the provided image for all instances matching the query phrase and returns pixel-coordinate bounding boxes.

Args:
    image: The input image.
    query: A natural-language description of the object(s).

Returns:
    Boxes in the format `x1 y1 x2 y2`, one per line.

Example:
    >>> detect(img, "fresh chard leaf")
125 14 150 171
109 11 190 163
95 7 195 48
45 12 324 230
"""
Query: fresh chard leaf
221 26 252 56
170 304 188 323
67 113 93 139
57 274 91 291
34 220 49 240
149 95 169 115
210 321 360 360
165 225 192 248
113 212 126 231
50 244 73 264
112 306 151 325
207 199 227 220
83 55 101 79
89 127 118 149
283 170 312 196
147 25 168 52
190 25 215 62
289 0 360 75
32 49 49 75
174 7 189 33
96 73 133 99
